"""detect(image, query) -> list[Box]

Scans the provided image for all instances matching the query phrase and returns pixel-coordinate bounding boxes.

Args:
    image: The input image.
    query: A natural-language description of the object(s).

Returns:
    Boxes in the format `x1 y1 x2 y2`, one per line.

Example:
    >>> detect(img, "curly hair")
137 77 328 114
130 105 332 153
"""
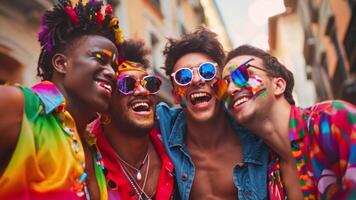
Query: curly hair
122 39 150 68
225 45 295 105
37 0 124 80
162 26 225 77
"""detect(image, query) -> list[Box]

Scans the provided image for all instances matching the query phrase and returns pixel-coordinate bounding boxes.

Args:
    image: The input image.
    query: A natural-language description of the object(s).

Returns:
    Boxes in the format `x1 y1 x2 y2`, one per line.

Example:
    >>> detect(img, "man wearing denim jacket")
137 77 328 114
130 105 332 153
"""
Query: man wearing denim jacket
155 27 269 199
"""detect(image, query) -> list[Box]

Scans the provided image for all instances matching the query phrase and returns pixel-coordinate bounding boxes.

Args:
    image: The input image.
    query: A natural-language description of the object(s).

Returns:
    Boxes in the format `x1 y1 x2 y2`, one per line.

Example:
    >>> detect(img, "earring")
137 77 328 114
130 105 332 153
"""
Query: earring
64 62 68 66
100 114 111 125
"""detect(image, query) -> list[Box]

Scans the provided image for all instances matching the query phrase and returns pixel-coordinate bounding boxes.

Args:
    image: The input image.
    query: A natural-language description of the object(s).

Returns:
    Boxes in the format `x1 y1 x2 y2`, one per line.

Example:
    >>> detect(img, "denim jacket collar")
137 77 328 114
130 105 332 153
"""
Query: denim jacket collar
167 109 264 166
168 110 186 148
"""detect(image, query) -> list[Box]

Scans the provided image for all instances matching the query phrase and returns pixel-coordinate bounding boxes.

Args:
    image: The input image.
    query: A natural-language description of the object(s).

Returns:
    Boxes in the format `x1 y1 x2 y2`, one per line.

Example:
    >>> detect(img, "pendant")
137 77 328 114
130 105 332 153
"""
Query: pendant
136 171 142 181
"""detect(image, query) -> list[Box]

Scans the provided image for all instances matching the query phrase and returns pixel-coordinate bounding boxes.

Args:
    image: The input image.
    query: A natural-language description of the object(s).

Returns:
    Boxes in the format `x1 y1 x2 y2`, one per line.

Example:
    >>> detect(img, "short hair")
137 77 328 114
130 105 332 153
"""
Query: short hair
122 39 150 68
225 45 295 105
37 0 124 80
162 26 225 77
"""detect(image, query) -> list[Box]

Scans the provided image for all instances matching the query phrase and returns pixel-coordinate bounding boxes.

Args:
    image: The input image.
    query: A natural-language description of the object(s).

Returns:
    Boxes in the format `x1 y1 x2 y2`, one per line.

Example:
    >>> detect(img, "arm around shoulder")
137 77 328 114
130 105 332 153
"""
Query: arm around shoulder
0 85 24 174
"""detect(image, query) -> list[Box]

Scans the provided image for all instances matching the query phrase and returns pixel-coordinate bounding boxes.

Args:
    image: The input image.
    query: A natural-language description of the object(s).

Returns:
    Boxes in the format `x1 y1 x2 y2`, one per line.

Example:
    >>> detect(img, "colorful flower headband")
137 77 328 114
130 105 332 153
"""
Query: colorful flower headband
39 0 124 55
117 60 147 75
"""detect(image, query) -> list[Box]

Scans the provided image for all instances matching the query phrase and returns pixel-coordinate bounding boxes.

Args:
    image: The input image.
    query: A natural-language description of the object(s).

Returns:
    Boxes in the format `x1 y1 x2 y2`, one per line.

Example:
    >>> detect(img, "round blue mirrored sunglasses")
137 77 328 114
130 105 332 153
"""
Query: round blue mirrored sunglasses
171 62 217 86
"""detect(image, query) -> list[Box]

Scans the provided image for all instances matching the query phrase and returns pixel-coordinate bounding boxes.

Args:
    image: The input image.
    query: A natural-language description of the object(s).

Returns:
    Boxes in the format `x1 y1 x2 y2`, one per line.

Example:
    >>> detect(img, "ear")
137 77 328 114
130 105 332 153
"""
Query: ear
52 53 68 74
272 77 286 96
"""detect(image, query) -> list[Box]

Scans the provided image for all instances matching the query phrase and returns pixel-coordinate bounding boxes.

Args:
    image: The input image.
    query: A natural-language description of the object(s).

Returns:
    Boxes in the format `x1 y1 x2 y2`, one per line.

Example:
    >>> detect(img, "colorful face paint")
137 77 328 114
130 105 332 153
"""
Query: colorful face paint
224 95 233 109
102 48 118 66
212 79 228 100
95 49 118 68
176 87 187 108
117 60 146 74
245 75 265 95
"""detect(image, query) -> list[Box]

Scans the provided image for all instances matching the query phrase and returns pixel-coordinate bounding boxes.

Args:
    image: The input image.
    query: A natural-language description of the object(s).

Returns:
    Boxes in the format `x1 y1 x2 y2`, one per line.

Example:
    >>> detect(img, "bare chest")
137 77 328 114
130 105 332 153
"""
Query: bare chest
189 147 242 200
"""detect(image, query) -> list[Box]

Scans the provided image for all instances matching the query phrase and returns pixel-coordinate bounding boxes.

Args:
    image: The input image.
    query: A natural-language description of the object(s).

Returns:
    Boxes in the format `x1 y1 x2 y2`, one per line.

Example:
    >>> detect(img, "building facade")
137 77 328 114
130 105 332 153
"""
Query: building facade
270 0 356 105
269 1 317 107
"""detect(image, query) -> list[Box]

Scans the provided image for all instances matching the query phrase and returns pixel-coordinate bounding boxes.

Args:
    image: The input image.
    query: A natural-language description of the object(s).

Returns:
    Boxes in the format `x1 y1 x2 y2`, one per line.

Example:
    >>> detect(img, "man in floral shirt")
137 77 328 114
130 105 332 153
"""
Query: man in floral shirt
222 44 356 199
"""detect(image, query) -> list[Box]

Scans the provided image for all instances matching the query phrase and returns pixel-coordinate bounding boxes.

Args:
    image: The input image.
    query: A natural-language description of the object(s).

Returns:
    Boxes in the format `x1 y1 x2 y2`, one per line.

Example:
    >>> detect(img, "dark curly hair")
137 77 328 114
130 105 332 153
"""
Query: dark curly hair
37 0 124 81
162 26 225 78
122 39 150 68
225 45 295 105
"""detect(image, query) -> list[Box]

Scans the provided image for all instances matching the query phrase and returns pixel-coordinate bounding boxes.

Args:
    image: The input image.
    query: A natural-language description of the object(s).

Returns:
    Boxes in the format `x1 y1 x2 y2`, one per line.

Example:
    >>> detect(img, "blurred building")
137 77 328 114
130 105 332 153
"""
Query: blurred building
200 0 233 51
0 1 51 86
269 0 356 105
268 0 317 107
0 0 232 105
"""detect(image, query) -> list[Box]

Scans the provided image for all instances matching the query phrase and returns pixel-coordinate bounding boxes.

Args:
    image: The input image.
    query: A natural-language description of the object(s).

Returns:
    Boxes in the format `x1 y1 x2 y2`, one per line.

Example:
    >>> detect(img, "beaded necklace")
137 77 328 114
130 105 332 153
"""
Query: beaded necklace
55 101 108 199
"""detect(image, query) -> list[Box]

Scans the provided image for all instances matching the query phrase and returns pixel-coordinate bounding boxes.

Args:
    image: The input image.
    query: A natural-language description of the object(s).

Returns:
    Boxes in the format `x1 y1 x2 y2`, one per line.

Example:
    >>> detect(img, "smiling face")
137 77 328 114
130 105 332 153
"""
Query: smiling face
223 55 275 124
171 52 222 122
109 70 157 134
60 35 118 115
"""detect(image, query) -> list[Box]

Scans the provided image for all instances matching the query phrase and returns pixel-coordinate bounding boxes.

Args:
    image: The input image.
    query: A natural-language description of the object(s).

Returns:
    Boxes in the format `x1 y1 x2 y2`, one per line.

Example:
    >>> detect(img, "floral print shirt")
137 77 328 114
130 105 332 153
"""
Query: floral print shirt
268 100 356 199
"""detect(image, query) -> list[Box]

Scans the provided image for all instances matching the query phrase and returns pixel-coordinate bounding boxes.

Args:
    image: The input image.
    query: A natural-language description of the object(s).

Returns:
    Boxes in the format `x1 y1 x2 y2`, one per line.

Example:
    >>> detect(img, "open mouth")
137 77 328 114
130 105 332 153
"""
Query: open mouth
190 92 212 105
129 100 151 112
232 95 252 108
95 80 113 93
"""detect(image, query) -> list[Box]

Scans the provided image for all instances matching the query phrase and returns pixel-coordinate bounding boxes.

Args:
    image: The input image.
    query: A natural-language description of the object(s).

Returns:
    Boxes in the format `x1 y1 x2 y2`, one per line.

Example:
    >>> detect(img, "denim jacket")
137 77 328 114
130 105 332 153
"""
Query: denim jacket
156 102 269 200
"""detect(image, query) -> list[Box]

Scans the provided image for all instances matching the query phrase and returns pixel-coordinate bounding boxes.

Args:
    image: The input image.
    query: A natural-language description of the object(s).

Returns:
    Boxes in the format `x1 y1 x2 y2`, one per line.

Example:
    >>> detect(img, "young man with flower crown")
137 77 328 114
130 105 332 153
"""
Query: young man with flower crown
0 0 124 199
90 40 178 200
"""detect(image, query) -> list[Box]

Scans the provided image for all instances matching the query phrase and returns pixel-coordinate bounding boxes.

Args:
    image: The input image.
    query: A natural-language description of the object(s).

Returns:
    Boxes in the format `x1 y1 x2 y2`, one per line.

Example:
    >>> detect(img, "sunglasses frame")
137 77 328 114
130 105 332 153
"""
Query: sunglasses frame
117 75 162 95
170 62 218 86
230 58 271 87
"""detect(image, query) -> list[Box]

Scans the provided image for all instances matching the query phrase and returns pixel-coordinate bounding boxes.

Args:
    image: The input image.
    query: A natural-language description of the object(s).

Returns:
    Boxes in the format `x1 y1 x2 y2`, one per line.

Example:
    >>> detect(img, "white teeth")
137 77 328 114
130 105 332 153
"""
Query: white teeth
132 102 149 110
233 97 250 107
190 92 208 100
96 81 112 93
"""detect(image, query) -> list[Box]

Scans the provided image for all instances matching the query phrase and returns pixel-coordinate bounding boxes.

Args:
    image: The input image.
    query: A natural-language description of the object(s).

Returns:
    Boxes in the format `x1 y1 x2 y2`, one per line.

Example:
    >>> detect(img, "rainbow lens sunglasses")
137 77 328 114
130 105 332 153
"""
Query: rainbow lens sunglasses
230 58 270 87
171 62 218 86
117 75 162 95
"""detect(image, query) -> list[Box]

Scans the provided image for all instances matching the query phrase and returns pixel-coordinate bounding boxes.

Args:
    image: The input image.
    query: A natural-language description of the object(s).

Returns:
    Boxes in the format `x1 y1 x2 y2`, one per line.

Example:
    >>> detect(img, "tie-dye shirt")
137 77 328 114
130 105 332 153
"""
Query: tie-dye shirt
0 81 107 200
268 100 356 200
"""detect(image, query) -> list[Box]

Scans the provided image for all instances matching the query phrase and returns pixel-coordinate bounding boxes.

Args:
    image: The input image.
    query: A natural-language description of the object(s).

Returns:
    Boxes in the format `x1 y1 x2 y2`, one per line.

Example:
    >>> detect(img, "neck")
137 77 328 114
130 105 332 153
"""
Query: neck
102 122 151 166
54 81 95 134
244 100 292 159
185 105 232 149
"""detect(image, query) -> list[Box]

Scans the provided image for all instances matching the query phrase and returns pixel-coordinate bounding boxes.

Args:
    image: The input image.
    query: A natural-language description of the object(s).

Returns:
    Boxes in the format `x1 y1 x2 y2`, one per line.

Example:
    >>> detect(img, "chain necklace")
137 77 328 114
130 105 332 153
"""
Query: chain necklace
115 147 149 181
120 153 151 200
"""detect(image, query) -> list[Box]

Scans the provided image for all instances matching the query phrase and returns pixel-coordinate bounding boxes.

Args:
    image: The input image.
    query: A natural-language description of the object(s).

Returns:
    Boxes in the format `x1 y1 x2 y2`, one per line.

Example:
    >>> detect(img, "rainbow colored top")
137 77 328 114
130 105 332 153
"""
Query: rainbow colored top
0 81 107 200
268 100 356 199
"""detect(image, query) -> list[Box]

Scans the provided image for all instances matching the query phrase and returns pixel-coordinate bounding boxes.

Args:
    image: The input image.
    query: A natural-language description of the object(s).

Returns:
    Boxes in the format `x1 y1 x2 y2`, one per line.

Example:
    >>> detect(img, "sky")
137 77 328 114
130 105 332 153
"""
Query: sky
215 0 286 50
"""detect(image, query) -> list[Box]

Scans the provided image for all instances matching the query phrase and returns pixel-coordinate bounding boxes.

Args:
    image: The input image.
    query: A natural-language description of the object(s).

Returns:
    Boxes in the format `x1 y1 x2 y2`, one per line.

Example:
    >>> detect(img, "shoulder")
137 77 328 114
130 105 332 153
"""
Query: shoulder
303 100 355 145
156 102 184 122
0 85 25 170
0 85 25 123
304 100 355 126
155 102 185 141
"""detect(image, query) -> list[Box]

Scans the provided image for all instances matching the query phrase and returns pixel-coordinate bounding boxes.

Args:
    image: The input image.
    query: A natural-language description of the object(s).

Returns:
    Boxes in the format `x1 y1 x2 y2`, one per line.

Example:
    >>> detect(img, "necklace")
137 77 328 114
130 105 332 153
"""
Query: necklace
120 153 151 200
115 147 149 181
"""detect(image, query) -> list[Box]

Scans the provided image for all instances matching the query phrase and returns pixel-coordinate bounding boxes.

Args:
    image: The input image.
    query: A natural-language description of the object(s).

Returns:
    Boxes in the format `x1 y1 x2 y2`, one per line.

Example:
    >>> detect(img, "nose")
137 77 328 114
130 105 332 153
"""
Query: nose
103 65 116 84
191 68 204 86
227 80 242 96
133 82 150 96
